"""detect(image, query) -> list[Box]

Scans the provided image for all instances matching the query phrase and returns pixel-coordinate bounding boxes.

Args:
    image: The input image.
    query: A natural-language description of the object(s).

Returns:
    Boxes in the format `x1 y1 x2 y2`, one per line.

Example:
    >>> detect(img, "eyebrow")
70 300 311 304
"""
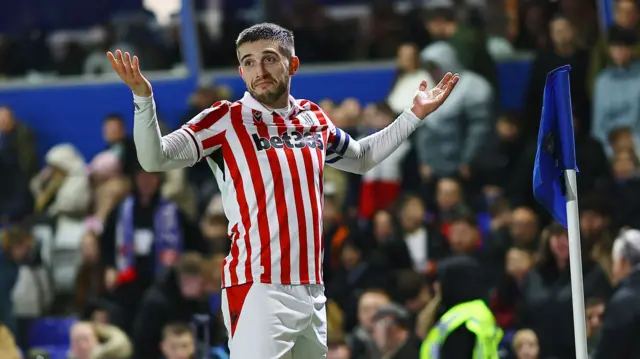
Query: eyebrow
240 49 280 62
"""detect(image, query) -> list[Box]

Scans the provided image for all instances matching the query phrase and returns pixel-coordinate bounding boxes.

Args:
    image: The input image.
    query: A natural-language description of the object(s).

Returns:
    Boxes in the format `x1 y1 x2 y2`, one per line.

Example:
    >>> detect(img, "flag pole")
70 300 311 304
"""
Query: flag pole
564 169 589 359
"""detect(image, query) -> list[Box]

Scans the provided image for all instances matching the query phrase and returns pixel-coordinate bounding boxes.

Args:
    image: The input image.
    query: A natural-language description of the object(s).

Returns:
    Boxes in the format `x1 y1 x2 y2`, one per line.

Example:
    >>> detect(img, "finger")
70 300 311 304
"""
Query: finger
435 72 453 90
418 79 428 92
123 52 134 78
438 75 458 101
107 51 126 78
132 56 142 80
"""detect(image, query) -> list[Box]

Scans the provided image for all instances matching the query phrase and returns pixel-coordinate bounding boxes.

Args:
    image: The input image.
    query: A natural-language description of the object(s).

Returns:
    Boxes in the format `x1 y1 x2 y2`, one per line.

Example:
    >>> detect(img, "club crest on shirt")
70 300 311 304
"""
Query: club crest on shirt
252 110 263 123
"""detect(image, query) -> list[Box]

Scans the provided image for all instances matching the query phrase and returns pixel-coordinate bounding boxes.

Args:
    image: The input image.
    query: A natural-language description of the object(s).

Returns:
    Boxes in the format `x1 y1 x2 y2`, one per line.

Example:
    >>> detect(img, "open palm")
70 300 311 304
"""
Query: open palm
411 72 460 119
107 49 152 97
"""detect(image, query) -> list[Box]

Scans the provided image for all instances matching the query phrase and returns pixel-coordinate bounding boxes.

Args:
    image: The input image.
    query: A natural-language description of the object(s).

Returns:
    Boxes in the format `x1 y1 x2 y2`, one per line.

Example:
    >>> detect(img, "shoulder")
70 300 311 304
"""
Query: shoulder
186 100 235 131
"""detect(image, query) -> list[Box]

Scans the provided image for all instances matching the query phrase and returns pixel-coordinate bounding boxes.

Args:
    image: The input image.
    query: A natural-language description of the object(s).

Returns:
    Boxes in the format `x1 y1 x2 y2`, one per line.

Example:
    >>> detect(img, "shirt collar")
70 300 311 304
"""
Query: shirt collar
240 91 304 118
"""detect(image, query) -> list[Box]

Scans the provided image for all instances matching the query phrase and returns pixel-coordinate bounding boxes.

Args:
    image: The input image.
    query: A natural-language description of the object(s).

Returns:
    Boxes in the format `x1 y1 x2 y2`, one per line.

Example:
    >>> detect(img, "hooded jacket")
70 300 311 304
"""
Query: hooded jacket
417 42 494 177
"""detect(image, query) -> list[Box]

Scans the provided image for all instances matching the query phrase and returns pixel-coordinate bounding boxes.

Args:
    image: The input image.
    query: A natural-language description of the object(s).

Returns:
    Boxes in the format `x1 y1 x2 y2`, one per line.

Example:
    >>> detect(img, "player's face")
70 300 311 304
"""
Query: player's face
237 40 298 107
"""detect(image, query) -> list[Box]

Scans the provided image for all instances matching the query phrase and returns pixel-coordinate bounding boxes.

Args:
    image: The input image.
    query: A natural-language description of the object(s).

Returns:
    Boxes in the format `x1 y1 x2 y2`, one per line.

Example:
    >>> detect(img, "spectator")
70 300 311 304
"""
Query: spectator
131 252 215 359
417 41 493 183
326 239 390 331
490 247 533 329
323 195 352 284
609 150 640 229
434 178 470 234
69 322 132 359
349 289 391 359
199 213 230 255
101 114 137 176
357 103 411 220
30 143 91 217
448 210 482 258
371 303 420 359
100 167 204 331
608 127 639 158
160 323 196 359
75 231 109 312
328 332 352 359
80 299 123 327
424 7 498 90
484 206 540 282
0 323 20 359
594 229 640 359
579 195 615 281
520 222 612 358
586 297 605 356
511 329 540 359
383 194 450 273
0 106 38 178
523 15 590 137
592 25 640 158
0 108 36 222
419 255 500 358
588 0 640 95
387 43 435 115
472 112 530 201
86 150 131 231
0 226 35 336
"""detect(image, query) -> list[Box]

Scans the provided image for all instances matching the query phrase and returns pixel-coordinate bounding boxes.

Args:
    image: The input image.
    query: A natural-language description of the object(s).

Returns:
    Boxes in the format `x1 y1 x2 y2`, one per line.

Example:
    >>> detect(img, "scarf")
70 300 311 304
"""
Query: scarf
115 196 182 279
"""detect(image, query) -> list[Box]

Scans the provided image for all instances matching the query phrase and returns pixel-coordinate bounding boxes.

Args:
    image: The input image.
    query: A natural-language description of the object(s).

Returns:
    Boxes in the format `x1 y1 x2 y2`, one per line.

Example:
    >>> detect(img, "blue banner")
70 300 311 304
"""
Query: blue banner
0 60 531 163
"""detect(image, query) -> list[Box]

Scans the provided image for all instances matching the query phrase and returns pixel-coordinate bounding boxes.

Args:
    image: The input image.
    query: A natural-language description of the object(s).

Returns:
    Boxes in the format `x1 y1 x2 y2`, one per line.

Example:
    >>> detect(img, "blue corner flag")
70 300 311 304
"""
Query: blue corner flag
533 65 579 228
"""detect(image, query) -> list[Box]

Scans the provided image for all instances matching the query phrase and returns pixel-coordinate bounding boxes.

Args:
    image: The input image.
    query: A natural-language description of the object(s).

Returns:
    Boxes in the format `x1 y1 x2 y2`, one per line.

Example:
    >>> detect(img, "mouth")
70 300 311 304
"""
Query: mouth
254 81 273 88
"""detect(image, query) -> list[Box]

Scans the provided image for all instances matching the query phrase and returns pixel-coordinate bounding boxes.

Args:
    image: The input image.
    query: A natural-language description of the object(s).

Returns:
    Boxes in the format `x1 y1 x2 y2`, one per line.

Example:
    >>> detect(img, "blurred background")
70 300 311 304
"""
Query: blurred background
1 0 640 358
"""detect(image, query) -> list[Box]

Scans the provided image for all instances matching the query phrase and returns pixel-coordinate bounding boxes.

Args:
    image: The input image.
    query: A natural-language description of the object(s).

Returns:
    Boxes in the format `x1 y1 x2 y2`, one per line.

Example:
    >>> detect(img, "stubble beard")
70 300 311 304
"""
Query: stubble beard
249 75 289 108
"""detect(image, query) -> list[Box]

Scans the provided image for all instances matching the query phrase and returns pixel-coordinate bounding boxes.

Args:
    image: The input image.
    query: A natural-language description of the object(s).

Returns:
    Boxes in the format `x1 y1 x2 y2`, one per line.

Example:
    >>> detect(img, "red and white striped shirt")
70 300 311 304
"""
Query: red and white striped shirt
133 91 423 288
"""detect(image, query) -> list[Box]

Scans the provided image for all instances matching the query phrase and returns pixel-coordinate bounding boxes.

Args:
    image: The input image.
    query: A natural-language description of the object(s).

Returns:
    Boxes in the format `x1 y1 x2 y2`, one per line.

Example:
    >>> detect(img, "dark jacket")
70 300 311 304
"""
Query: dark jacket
0 247 19 335
132 268 212 359
594 267 640 359
435 256 491 359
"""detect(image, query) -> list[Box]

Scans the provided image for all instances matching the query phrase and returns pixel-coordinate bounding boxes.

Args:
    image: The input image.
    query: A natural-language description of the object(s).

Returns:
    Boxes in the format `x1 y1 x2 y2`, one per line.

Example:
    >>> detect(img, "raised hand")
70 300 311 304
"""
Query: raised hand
411 72 460 119
107 49 152 97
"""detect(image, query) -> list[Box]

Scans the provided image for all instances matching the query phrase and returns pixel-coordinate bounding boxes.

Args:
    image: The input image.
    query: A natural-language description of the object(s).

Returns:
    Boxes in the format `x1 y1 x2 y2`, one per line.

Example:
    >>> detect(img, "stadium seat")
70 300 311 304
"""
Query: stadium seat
28 317 76 347
30 345 69 359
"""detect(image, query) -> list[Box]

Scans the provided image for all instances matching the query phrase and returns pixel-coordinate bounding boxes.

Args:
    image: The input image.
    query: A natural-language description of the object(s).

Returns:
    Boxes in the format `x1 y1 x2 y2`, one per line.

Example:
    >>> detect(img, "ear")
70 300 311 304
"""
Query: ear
289 56 300 76
238 65 243 77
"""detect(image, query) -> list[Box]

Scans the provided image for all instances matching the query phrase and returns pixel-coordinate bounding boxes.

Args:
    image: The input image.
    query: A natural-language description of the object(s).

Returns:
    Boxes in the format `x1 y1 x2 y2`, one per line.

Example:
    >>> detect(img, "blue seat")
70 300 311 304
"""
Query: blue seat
28 317 77 347
30 345 69 359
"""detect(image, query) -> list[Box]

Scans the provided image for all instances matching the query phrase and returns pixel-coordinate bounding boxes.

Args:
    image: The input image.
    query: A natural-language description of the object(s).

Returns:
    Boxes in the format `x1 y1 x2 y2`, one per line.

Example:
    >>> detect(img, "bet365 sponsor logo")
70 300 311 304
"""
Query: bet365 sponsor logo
252 131 324 151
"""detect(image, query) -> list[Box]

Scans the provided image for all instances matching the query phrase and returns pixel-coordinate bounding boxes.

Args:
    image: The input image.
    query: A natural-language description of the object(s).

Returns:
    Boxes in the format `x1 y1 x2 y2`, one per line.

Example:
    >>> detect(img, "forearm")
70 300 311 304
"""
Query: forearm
329 109 421 174
133 94 197 172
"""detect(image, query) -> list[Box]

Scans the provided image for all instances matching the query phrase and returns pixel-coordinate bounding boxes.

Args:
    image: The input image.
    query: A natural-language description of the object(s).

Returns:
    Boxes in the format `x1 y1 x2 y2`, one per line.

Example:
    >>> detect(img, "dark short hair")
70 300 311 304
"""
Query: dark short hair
177 252 204 276
104 113 125 123
426 7 456 22
162 322 194 339
608 25 638 46
236 23 295 59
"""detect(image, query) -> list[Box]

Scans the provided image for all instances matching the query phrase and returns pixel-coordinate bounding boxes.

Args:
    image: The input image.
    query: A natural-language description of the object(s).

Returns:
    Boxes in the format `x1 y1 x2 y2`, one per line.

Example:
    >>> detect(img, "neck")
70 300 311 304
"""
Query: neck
555 43 575 56
556 257 567 270
262 93 290 110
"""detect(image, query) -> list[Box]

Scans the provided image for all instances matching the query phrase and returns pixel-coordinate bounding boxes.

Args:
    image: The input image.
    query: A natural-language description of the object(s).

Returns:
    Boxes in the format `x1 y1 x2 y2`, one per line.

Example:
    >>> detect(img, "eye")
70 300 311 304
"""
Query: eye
243 59 255 67
264 56 276 63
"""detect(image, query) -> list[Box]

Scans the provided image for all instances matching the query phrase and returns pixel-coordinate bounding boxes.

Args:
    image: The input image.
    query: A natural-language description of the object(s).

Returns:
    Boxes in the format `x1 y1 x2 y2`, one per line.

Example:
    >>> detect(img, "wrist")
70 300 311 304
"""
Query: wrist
410 106 427 120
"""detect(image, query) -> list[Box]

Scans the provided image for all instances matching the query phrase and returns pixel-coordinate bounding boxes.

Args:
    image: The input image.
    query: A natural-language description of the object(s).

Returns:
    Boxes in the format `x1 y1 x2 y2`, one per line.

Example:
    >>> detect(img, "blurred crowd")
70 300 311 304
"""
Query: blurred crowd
3 0 640 359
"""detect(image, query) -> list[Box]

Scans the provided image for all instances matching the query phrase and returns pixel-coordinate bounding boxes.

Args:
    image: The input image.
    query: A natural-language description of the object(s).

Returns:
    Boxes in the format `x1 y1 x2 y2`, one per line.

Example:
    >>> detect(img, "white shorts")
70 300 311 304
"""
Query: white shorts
221 283 328 359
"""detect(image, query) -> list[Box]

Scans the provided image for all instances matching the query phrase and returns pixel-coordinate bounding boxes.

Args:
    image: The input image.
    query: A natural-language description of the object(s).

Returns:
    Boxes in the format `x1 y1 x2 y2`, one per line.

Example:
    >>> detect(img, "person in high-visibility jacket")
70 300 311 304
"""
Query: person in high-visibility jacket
420 255 503 359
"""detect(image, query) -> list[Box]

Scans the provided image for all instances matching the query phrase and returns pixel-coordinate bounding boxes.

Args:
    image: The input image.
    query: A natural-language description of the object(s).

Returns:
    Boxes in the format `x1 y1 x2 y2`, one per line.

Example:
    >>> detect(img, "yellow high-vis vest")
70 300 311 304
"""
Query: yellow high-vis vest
420 299 503 359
